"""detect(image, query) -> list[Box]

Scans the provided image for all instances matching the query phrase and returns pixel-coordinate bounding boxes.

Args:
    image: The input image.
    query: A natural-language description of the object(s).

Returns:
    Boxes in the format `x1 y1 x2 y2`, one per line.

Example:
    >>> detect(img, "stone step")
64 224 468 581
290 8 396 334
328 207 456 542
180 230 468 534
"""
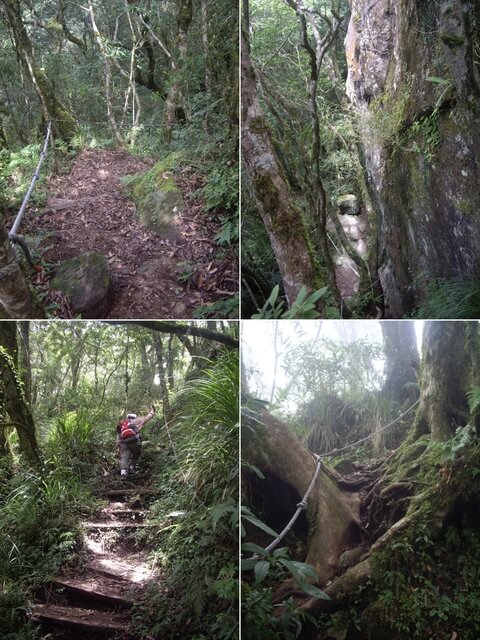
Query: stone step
30 603 128 635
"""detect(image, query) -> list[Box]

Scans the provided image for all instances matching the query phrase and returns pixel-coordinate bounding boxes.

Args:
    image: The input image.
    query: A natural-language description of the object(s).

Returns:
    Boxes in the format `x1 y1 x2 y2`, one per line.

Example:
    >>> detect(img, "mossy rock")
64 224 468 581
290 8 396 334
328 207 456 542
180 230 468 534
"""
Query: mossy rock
51 252 113 318
127 161 184 239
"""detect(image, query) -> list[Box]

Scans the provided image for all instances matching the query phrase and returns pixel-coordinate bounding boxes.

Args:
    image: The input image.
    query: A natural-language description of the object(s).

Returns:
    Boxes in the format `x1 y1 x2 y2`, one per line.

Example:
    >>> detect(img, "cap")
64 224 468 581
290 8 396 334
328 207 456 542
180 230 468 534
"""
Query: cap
127 413 137 420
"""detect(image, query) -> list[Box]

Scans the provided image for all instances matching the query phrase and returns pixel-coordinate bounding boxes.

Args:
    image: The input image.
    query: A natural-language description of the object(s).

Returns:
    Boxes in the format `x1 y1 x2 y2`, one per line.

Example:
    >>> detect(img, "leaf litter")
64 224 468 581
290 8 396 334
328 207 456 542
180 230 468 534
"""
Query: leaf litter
21 148 238 318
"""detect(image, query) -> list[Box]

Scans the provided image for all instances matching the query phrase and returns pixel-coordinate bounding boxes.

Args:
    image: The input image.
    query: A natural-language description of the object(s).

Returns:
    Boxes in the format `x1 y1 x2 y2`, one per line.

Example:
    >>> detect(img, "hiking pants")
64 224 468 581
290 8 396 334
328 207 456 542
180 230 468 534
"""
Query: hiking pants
120 440 142 472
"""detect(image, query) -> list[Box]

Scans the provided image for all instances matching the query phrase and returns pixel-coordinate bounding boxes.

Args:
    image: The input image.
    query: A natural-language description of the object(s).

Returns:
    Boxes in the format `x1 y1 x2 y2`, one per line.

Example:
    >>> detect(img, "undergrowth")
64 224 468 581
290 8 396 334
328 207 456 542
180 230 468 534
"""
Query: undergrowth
0 463 96 637
414 277 480 318
0 409 109 637
132 351 239 639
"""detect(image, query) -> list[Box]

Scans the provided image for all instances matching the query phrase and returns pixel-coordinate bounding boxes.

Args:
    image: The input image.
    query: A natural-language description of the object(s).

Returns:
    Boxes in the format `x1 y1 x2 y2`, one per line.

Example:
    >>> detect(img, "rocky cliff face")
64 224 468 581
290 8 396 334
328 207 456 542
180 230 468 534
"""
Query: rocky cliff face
346 0 480 317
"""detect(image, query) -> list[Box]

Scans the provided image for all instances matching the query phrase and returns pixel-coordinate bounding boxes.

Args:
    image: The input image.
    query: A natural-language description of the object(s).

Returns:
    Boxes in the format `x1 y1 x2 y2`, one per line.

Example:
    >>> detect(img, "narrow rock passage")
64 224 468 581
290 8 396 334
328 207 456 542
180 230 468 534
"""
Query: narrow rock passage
30 482 157 638
22 148 237 318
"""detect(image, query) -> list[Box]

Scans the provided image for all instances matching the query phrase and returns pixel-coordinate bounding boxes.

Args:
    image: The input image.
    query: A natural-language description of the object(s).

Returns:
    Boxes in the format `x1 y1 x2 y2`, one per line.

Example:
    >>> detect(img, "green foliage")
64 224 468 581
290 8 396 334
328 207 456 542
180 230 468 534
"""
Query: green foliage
414 277 480 318
0 144 49 211
402 110 440 163
0 585 38 640
0 462 94 636
251 285 337 319
466 386 480 415
241 537 327 639
174 351 238 504
431 424 478 463
193 294 239 319
440 33 465 47
365 89 410 147
361 526 480 639
214 215 239 245
202 162 239 215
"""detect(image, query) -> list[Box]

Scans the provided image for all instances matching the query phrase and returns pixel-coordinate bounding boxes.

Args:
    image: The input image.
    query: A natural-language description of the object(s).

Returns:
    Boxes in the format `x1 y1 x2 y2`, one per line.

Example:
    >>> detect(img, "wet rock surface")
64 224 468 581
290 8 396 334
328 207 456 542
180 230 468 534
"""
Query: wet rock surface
347 0 480 317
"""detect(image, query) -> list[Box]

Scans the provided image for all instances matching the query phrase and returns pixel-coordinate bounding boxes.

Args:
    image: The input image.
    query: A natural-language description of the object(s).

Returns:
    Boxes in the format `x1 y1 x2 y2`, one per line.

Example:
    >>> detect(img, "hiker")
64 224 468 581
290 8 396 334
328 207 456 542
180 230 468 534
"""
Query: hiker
117 406 156 478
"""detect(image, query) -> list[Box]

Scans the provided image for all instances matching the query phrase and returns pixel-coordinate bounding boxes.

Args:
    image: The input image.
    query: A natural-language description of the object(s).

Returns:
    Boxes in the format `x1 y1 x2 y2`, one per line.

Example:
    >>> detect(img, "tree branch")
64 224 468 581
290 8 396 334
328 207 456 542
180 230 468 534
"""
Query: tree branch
105 321 239 349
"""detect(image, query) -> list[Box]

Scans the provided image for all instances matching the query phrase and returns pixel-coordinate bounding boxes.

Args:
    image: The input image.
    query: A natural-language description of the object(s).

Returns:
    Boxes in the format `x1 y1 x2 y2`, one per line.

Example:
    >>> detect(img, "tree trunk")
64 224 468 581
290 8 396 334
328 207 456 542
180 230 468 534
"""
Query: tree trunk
1 0 77 141
381 320 419 402
87 0 124 145
243 409 365 588
201 0 211 133
167 333 175 391
17 320 32 406
153 334 171 424
241 15 324 308
0 321 41 467
414 321 477 441
163 0 192 141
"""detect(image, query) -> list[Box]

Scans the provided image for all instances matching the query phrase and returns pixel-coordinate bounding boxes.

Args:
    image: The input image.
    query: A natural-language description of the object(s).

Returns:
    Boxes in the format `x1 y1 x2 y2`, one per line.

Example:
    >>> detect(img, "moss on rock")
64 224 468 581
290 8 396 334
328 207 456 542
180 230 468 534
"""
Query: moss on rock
51 252 113 318
124 158 184 239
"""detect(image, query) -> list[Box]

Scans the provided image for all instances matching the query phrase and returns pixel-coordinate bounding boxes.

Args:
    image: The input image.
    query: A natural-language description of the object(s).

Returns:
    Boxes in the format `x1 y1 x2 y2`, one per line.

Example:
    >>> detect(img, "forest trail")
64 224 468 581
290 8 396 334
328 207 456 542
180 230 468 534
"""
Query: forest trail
23 148 235 318
30 480 158 638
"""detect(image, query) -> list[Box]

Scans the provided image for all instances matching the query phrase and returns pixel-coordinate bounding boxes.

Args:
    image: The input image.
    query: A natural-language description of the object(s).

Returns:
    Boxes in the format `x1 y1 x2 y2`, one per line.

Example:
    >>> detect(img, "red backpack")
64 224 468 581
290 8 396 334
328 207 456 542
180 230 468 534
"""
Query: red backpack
119 419 138 440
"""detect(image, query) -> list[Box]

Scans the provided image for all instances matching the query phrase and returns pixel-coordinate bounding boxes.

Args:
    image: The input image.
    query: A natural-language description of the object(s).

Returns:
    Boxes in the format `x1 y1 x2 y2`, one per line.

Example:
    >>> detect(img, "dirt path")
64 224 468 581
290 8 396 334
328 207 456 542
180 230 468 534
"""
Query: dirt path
30 482 157 638
23 149 237 318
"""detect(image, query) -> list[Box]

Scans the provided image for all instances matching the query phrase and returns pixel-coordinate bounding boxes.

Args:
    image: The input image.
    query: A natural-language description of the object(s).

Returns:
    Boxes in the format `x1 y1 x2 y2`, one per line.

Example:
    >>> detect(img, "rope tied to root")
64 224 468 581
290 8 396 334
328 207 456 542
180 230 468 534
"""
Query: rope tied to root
245 398 421 558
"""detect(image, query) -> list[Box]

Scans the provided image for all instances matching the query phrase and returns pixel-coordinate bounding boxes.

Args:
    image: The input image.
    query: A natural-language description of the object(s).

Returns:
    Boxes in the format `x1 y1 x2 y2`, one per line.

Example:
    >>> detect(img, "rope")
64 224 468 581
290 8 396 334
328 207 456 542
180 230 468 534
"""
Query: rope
262 455 322 555
9 122 52 237
316 397 420 459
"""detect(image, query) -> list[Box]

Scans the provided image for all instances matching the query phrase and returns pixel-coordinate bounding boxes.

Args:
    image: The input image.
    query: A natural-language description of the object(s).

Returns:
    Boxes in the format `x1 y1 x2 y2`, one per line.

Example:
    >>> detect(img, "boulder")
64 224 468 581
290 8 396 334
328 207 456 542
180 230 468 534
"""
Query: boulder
52 252 113 318
127 164 184 239
139 188 183 239
337 194 360 216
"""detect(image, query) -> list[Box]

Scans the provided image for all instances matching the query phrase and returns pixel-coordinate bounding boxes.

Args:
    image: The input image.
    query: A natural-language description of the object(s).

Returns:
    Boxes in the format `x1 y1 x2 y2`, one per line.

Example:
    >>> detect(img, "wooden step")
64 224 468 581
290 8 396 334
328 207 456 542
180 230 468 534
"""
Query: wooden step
99 488 155 498
85 522 151 530
102 509 146 519
31 603 128 635
87 558 154 584
52 577 133 608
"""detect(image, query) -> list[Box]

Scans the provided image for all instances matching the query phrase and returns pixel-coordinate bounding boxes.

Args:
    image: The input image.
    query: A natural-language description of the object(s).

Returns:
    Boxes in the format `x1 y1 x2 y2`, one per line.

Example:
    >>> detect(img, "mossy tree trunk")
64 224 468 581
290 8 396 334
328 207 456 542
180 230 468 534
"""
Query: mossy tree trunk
0 321 41 467
414 321 479 441
1 0 77 141
241 8 324 308
18 320 32 406
284 0 344 308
